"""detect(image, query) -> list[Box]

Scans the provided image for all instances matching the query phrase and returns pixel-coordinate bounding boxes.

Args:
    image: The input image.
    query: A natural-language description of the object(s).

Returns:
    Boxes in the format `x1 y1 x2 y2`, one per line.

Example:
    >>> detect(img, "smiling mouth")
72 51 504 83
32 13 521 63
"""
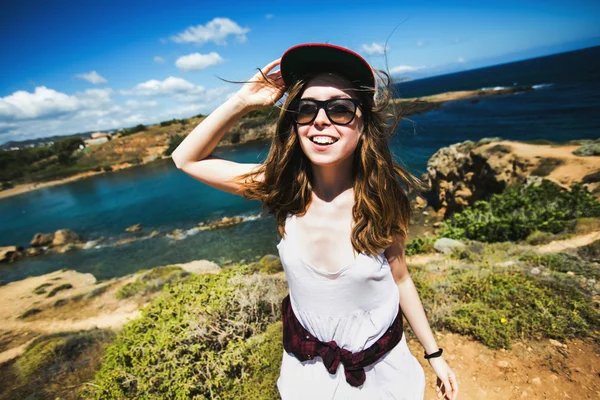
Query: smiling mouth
309 136 339 145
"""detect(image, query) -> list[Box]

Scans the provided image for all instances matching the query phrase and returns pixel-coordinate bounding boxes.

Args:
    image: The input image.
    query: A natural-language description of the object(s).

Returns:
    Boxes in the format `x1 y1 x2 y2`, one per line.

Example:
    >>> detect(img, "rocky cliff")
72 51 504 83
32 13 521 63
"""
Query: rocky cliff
425 138 600 218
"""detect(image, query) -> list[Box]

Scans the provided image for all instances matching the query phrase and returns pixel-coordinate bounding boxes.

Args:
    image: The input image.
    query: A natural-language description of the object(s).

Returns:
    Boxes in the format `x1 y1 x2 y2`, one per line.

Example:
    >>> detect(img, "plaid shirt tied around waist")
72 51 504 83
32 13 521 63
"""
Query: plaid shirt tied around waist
281 294 404 387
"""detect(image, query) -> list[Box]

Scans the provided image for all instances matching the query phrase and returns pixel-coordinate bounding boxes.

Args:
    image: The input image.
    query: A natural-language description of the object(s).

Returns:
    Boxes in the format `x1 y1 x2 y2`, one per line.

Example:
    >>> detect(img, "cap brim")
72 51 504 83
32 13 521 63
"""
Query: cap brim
281 44 375 91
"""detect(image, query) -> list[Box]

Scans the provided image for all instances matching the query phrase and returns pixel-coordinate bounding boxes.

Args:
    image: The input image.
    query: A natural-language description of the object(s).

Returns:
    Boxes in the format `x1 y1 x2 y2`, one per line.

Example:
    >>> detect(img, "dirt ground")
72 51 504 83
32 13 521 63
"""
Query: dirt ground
411 331 600 400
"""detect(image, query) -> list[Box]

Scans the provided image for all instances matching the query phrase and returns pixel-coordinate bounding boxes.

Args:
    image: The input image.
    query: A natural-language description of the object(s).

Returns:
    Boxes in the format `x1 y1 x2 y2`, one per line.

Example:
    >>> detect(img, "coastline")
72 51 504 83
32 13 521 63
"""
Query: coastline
0 86 535 201
0 159 166 200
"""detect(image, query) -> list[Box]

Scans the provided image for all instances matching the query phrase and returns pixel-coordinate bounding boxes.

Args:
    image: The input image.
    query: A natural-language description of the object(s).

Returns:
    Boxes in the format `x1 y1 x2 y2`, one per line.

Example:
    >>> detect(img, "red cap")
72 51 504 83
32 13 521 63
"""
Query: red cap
280 43 375 91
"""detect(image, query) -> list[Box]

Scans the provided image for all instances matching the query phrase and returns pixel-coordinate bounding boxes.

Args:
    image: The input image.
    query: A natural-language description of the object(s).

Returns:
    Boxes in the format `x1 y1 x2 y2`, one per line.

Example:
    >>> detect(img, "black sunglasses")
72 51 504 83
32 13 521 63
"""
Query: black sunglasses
288 98 362 125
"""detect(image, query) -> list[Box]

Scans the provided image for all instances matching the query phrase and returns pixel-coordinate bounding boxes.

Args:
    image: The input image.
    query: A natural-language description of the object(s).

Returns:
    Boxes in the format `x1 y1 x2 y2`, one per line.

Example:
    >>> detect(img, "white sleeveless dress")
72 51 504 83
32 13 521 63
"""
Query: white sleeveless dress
276 214 426 400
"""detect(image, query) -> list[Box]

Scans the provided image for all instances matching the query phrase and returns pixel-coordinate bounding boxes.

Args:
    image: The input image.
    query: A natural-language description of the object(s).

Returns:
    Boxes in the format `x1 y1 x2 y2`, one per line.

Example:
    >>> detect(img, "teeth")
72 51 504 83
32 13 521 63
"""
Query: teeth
311 136 337 144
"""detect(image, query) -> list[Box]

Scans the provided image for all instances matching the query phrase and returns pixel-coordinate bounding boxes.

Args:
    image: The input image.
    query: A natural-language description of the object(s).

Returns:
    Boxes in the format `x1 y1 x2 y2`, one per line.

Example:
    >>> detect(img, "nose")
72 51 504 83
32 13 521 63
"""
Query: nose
313 106 330 127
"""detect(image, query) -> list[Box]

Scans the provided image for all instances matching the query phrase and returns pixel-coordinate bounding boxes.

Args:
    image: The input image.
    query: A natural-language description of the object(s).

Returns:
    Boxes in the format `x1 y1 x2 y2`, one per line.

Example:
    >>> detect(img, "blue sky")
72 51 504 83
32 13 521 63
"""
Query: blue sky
1 0 599 145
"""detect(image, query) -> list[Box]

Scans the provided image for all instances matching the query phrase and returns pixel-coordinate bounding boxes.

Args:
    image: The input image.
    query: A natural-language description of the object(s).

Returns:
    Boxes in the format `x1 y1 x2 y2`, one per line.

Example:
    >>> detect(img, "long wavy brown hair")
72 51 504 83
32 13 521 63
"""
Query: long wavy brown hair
231 69 428 256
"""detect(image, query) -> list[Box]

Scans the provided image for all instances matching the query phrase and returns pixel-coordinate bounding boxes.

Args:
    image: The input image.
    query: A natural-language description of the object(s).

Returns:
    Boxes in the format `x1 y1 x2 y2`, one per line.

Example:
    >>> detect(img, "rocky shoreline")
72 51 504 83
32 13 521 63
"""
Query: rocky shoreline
0 215 257 266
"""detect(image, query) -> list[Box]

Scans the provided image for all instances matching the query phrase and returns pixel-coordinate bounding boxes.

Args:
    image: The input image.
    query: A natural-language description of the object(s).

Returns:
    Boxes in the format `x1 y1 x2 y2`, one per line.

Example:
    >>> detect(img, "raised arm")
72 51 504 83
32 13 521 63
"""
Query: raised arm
171 58 285 196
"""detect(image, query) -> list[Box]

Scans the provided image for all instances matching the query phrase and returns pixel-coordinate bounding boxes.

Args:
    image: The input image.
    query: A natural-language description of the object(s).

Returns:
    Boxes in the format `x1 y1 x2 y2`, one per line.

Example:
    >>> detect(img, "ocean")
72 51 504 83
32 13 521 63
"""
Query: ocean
1 45 599 284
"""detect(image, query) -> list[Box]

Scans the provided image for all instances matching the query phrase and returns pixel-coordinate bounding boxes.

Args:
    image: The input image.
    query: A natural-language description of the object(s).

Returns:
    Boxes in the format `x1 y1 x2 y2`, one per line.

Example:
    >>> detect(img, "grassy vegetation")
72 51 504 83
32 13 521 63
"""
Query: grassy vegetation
115 265 189 299
0 137 85 184
83 266 287 399
518 251 600 280
47 283 73 297
441 267 597 349
405 236 437 256
33 283 53 295
0 329 115 400
119 124 146 137
438 179 600 243
163 134 185 157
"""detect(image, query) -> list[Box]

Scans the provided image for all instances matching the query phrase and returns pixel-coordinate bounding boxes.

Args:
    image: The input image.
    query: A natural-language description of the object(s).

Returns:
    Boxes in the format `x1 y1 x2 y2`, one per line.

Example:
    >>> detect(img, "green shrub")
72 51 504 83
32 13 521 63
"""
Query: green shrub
115 266 189 299
160 119 188 127
530 158 563 177
164 134 185 157
18 308 42 319
246 255 283 274
577 239 600 263
218 321 283 399
519 252 600 280
47 283 73 297
2 329 115 400
405 236 436 256
524 230 555 245
443 269 598 349
120 124 146 137
438 180 600 242
84 267 287 399
33 283 53 295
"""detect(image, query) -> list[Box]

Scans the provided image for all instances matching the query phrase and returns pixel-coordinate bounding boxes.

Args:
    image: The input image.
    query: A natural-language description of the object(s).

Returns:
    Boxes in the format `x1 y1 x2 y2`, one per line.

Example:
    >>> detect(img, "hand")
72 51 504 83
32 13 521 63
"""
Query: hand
234 58 286 111
428 356 458 400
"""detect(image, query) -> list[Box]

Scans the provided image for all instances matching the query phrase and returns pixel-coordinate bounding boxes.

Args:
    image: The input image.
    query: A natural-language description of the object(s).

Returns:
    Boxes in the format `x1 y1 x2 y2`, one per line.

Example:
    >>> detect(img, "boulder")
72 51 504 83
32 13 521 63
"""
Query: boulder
30 233 54 247
197 216 245 230
0 246 24 263
426 139 535 218
176 260 221 275
52 229 82 246
25 247 44 256
125 223 142 232
433 238 466 255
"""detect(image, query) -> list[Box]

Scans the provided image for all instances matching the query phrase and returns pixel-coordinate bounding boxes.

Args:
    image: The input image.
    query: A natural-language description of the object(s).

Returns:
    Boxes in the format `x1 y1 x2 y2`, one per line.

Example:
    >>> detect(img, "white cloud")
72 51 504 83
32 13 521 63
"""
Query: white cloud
154 56 165 63
361 43 387 55
416 40 429 47
171 86 230 103
1 87 81 120
121 77 230 104
389 65 426 74
0 86 143 143
121 77 201 97
457 57 466 63
125 100 159 109
175 52 224 71
170 17 250 45
75 70 108 84
0 122 17 134
0 75 234 144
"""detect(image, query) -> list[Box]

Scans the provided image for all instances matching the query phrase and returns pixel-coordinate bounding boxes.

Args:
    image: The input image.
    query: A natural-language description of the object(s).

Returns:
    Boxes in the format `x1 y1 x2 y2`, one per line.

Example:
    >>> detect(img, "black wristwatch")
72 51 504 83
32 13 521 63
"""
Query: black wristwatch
424 348 443 359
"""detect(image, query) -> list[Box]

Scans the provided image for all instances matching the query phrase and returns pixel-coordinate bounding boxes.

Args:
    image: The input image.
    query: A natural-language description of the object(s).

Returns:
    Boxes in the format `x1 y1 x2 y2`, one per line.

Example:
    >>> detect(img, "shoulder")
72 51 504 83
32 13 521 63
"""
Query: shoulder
384 233 409 285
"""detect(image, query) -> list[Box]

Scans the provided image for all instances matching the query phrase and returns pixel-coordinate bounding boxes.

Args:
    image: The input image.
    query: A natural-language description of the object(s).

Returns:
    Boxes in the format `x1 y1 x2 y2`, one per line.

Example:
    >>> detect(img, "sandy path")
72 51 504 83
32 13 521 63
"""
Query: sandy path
481 140 600 191
410 332 600 400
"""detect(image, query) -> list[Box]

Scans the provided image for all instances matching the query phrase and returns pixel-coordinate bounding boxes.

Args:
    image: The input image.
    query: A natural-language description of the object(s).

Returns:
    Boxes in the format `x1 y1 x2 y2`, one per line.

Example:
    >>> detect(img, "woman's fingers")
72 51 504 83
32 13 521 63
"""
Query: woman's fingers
436 377 452 400
448 374 459 399
260 58 281 76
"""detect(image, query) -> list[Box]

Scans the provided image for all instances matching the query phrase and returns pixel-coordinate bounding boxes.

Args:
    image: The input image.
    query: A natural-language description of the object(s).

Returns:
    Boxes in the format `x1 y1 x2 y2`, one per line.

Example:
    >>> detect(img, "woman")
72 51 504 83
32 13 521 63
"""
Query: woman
172 43 458 400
